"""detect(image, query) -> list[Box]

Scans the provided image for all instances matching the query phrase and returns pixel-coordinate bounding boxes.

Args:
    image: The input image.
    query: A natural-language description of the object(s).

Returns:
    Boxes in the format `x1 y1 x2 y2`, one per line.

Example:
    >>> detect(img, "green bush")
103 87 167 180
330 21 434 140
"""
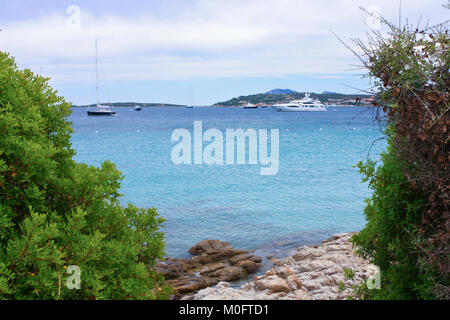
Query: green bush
353 130 435 299
0 51 171 299
346 7 449 299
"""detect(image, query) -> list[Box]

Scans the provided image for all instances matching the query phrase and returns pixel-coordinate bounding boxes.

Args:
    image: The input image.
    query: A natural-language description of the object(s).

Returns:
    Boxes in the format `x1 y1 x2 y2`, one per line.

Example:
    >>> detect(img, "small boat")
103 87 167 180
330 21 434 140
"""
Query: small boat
185 105 194 108
134 106 142 111
243 103 258 109
88 39 116 116
271 93 326 112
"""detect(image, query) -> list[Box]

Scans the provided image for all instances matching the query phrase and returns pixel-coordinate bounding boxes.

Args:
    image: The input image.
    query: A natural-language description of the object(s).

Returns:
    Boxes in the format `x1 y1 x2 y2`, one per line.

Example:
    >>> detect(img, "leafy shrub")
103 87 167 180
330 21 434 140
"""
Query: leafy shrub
353 132 434 299
345 7 449 299
0 51 171 299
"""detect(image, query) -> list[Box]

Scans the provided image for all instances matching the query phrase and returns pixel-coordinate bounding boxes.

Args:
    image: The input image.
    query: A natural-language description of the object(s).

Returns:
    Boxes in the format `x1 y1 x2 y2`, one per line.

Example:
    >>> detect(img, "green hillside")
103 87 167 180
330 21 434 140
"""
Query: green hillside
215 92 373 106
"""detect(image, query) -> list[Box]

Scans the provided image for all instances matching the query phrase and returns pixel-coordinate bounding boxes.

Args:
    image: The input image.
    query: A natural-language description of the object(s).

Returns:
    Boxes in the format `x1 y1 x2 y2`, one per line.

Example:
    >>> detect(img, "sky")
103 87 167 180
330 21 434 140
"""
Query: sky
0 0 448 105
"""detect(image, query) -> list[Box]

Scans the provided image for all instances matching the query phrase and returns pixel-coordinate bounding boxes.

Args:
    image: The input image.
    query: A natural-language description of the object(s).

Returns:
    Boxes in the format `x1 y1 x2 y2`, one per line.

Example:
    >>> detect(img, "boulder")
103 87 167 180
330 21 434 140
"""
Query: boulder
188 240 232 255
211 266 247 281
254 275 291 293
235 260 261 273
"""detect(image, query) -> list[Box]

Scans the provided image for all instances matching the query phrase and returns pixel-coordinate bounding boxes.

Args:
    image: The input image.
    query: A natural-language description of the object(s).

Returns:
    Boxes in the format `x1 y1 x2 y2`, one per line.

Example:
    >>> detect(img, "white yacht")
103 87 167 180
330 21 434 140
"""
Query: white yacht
271 93 326 112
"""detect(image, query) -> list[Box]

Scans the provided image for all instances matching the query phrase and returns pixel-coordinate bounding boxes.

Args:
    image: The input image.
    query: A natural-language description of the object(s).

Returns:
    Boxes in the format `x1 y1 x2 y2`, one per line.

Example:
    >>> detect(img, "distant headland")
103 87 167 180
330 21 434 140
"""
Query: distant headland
214 90 375 107
72 102 185 108
72 89 375 108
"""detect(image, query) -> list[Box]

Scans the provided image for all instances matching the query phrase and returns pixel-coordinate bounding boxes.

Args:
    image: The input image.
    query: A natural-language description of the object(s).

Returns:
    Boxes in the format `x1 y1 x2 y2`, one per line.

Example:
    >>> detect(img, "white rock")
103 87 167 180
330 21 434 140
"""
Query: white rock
254 275 291 293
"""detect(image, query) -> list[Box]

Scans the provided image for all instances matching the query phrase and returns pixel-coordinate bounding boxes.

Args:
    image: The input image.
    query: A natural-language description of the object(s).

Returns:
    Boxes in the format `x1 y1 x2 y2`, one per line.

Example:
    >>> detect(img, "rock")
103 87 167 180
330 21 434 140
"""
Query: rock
235 260 262 273
293 289 311 300
211 266 247 281
270 258 284 266
241 282 254 291
199 262 227 276
302 280 321 291
187 232 377 301
190 282 254 300
188 240 232 255
321 276 337 286
274 266 294 278
156 239 262 296
286 274 303 290
324 266 342 275
254 275 291 293
229 253 253 264
230 253 263 264
171 276 219 293
154 258 188 279
265 270 276 276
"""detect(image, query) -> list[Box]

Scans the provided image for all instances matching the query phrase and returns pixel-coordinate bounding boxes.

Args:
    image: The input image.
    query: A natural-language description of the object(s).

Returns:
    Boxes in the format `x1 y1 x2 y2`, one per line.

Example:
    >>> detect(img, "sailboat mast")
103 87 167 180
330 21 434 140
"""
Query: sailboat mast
95 38 99 109
189 83 193 107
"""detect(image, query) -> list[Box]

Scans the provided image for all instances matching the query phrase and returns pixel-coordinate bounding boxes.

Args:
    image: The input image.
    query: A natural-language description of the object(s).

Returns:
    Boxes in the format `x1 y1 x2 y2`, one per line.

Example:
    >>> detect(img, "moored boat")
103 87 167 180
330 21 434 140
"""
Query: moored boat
87 105 116 116
243 103 258 109
271 93 326 112
87 39 116 116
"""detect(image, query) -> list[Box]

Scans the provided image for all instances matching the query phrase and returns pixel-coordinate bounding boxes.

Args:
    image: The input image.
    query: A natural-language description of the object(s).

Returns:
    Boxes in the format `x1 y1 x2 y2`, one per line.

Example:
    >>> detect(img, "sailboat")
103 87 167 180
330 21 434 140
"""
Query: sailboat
87 39 116 116
185 83 194 108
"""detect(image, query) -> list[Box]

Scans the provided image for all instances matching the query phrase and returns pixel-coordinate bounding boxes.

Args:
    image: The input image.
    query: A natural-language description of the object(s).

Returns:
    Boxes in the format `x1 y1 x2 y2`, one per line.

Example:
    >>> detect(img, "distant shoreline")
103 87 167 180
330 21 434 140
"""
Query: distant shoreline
72 104 376 108
72 104 187 108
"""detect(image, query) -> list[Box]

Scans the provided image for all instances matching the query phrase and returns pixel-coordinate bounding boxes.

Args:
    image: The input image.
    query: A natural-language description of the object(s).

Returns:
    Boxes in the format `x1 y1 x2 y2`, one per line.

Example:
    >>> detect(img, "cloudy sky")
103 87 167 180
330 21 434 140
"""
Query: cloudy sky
0 0 447 105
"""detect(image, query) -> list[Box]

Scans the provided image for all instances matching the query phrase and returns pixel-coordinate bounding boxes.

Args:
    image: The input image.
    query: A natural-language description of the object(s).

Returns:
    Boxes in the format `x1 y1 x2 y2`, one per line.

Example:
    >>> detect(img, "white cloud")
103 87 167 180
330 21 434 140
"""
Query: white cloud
0 0 446 84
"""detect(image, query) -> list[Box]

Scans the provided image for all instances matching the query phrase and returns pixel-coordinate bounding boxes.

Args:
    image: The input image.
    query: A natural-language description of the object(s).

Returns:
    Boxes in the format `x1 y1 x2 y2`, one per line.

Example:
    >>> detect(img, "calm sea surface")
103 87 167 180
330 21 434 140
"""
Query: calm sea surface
70 106 386 259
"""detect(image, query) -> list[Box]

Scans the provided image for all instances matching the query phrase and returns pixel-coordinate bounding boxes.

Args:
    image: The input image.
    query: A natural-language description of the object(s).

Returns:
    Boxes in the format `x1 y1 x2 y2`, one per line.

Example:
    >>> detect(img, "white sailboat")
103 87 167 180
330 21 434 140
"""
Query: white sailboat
87 39 116 116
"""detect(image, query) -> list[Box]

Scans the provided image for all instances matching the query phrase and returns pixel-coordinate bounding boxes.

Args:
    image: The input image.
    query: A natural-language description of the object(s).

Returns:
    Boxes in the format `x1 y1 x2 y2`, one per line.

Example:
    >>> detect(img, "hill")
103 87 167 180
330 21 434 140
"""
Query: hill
322 91 342 95
266 89 298 95
214 91 374 106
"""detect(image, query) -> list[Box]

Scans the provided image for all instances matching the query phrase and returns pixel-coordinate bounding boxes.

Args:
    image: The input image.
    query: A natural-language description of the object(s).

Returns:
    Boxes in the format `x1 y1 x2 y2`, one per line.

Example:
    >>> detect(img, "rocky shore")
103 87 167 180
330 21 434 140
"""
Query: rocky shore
183 233 378 300
155 239 263 297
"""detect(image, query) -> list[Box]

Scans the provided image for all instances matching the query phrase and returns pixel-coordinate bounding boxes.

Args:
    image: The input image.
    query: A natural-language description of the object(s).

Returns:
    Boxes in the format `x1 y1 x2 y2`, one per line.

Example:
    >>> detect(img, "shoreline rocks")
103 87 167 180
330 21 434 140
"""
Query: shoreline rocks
155 240 262 297
184 233 378 300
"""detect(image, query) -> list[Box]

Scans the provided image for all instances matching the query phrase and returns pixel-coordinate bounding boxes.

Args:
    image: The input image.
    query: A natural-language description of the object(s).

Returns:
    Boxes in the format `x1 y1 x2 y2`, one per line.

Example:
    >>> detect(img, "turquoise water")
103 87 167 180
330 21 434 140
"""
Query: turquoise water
70 106 386 258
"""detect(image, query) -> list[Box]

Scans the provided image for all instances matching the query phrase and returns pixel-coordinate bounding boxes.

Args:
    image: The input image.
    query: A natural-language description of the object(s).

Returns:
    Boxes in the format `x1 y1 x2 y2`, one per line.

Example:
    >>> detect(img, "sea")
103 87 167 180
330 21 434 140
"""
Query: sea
70 106 386 261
